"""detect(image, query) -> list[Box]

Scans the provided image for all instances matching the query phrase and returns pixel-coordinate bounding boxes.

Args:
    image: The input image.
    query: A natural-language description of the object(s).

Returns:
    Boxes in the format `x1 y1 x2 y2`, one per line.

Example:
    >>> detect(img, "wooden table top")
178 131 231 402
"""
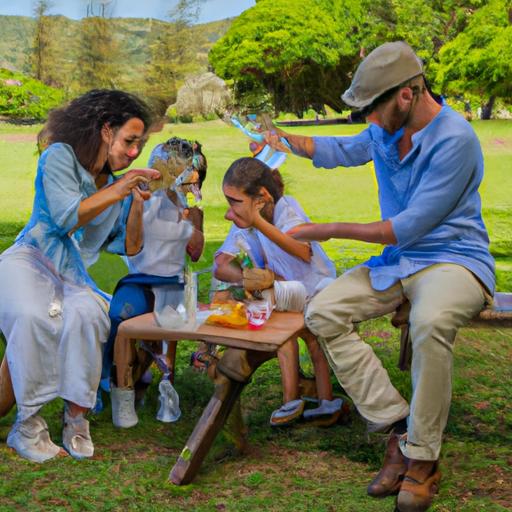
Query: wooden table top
118 310 306 352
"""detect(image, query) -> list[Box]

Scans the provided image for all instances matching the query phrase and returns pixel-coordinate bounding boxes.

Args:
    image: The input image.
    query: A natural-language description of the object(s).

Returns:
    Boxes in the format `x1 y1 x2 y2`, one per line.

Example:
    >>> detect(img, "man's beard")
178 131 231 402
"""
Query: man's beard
384 103 411 134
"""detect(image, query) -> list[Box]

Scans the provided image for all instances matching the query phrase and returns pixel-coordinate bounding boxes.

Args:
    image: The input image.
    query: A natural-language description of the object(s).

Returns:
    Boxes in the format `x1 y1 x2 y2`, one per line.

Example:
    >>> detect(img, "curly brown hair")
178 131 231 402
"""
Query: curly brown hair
45 89 153 172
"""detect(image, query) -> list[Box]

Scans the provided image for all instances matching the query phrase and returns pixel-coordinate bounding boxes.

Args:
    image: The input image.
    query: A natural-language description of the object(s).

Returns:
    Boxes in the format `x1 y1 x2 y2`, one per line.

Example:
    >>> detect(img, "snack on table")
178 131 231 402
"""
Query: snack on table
246 299 272 330
205 302 248 328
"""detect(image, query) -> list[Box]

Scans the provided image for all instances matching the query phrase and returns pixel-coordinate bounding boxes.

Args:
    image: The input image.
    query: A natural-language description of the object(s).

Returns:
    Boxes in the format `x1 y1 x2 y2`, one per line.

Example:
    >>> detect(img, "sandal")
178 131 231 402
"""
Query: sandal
303 398 350 427
270 399 305 427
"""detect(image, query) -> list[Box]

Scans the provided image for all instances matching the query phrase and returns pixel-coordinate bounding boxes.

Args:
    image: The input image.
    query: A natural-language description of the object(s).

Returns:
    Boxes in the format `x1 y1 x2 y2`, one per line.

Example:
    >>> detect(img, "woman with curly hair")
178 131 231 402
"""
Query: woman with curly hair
0 89 160 462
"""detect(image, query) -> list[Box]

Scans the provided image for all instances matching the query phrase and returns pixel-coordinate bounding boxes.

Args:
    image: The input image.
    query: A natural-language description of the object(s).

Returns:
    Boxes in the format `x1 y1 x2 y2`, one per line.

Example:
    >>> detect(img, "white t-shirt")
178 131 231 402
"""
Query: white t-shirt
127 190 193 277
216 196 336 297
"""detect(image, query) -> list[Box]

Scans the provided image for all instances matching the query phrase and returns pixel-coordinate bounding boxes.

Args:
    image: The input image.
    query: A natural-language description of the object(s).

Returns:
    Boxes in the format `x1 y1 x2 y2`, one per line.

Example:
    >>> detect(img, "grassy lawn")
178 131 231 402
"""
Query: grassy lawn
0 120 511 511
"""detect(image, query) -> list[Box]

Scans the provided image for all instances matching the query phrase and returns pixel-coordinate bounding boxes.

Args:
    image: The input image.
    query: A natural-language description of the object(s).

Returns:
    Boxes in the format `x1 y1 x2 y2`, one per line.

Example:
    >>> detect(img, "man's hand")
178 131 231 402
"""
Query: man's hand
264 129 292 153
243 268 275 292
287 223 332 242
264 130 315 158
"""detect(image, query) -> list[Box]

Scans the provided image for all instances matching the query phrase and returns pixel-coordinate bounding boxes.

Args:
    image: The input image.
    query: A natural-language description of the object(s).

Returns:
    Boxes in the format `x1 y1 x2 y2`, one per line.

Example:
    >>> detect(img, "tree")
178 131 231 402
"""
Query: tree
355 0 491 64
31 0 55 86
209 0 363 116
435 0 512 118
146 0 203 115
75 5 119 92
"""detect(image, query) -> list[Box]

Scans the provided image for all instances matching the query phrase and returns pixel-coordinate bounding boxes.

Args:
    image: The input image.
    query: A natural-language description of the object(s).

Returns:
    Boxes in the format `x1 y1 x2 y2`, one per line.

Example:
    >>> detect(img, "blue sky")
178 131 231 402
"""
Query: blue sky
0 0 256 24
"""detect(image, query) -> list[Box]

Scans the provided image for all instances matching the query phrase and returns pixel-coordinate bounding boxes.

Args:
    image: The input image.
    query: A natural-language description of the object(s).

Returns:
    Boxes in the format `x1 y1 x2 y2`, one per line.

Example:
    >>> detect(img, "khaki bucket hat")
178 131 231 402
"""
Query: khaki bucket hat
342 41 423 110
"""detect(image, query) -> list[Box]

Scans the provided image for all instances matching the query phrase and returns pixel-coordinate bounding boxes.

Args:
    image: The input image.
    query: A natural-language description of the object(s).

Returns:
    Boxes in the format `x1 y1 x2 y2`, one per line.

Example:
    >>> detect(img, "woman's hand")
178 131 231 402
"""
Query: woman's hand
287 223 333 242
114 168 160 200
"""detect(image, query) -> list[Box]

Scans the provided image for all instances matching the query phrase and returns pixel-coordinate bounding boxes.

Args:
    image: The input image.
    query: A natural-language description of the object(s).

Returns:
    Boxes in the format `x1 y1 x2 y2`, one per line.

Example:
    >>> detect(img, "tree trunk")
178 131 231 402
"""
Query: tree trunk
481 96 495 120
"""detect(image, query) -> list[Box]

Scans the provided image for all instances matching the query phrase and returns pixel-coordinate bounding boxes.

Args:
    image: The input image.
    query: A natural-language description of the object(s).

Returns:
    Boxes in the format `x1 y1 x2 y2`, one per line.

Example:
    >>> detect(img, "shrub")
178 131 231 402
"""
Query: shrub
0 69 65 121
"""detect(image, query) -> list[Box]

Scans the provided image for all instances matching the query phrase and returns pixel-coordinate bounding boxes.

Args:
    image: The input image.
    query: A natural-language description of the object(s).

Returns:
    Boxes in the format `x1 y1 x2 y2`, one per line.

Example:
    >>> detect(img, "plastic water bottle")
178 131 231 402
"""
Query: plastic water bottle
184 267 197 329
156 379 181 423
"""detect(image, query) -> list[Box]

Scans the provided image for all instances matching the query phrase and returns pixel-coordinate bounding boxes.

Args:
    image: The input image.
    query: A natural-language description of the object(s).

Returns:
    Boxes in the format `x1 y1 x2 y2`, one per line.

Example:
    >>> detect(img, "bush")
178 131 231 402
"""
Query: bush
165 105 178 123
0 69 65 121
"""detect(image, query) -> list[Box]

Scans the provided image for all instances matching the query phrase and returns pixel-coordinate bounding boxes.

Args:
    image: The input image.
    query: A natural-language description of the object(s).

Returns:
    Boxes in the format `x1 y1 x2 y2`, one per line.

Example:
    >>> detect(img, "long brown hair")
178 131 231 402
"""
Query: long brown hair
44 89 153 172
223 157 284 203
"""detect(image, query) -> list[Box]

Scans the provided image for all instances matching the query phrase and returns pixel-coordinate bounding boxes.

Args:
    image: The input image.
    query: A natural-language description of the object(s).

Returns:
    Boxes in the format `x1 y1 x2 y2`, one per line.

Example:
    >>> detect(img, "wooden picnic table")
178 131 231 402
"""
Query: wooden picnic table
2 294 512 477
117 310 306 485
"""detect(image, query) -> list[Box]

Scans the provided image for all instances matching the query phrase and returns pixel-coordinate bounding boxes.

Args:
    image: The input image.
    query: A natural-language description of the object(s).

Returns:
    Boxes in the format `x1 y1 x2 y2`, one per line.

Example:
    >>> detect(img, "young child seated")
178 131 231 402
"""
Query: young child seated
214 157 345 426
104 137 207 428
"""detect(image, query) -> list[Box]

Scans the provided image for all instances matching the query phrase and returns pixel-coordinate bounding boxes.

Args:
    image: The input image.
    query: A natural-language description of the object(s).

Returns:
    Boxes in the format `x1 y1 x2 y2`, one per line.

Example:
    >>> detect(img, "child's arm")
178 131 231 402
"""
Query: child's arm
253 213 312 263
288 220 397 245
124 187 145 256
213 253 243 285
184 206 204 262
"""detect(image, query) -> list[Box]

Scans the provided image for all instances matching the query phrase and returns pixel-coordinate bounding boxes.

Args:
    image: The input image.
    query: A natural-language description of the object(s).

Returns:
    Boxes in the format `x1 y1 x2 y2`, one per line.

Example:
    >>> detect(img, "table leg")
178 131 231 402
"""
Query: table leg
169 348 273 485
0 355 15 418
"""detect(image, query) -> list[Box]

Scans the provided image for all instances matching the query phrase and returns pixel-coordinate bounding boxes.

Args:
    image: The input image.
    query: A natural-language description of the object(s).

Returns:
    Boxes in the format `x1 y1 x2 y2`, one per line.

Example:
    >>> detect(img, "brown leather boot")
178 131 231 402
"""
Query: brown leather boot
367 433 408 497
396 459 441 511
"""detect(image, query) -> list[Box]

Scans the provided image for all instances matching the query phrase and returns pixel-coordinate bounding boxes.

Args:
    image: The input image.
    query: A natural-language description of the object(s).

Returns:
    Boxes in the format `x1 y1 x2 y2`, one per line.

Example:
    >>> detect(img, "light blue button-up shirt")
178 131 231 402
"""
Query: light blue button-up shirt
312 106 495 294
13 143 130 298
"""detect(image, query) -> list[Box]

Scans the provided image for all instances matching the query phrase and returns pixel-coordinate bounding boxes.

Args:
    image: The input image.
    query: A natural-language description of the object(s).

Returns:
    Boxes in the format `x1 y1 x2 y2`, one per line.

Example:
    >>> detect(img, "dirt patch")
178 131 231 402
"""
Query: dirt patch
0 133 36 143
457 464 512 508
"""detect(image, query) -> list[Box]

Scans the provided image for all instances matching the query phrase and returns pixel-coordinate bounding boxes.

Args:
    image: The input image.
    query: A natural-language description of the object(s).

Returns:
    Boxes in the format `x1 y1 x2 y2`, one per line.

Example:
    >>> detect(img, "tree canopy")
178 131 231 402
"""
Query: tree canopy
209 0 363 115
435 0 512 112
209 0 510 117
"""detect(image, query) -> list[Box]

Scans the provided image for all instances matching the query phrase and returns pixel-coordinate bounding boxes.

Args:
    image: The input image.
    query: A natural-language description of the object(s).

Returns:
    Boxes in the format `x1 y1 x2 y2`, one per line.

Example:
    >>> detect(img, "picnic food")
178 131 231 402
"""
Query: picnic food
205 302 248 328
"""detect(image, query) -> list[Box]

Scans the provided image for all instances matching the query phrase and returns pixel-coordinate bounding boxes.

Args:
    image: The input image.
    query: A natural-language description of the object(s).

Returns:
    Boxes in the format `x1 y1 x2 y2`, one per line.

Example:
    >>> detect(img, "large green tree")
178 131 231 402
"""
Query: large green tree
357 0 491 65
435 0 512 118
209 0 501 115
209 0 363 115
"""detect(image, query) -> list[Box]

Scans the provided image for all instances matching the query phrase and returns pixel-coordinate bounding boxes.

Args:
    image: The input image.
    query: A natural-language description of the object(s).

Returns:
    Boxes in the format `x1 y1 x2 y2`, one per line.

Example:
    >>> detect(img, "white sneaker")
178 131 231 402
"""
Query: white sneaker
7 415 61 463
62 410 94 460
156 380 181 423
111 386 138 428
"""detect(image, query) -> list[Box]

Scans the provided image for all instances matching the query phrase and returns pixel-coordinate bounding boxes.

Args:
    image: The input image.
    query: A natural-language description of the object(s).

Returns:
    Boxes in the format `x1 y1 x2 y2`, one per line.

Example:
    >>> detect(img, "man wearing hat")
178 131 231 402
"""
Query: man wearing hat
266 41 494 511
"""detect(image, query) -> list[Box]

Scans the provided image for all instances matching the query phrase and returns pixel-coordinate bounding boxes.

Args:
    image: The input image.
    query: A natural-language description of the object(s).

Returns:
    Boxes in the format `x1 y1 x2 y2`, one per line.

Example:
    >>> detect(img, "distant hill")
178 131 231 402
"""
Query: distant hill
0 15 232 90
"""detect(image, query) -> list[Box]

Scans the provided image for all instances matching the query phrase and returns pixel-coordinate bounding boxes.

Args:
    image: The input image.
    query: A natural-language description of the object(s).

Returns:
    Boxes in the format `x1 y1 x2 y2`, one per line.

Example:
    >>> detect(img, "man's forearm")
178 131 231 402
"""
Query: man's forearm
275 129 315 159
330 220 397 245
253 216 311 262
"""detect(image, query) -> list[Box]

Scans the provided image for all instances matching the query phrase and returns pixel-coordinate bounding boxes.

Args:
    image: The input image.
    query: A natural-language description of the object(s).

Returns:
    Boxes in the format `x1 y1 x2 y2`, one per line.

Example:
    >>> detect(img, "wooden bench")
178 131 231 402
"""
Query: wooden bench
392 292 512 370
116 310 306 485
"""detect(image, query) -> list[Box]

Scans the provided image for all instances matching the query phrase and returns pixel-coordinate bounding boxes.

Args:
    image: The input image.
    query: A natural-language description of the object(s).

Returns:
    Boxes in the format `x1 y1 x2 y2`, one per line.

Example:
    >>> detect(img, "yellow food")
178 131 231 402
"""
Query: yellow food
205 302 248 328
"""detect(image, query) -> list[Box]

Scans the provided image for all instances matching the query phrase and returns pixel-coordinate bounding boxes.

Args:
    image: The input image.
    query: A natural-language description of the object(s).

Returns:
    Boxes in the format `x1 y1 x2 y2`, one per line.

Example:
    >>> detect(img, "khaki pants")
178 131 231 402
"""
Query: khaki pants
305 263 487 460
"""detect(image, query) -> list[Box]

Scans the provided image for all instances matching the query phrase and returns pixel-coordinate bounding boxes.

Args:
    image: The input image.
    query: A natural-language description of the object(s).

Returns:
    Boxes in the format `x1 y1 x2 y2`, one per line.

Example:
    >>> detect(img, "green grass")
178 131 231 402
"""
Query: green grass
0 120 511 511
